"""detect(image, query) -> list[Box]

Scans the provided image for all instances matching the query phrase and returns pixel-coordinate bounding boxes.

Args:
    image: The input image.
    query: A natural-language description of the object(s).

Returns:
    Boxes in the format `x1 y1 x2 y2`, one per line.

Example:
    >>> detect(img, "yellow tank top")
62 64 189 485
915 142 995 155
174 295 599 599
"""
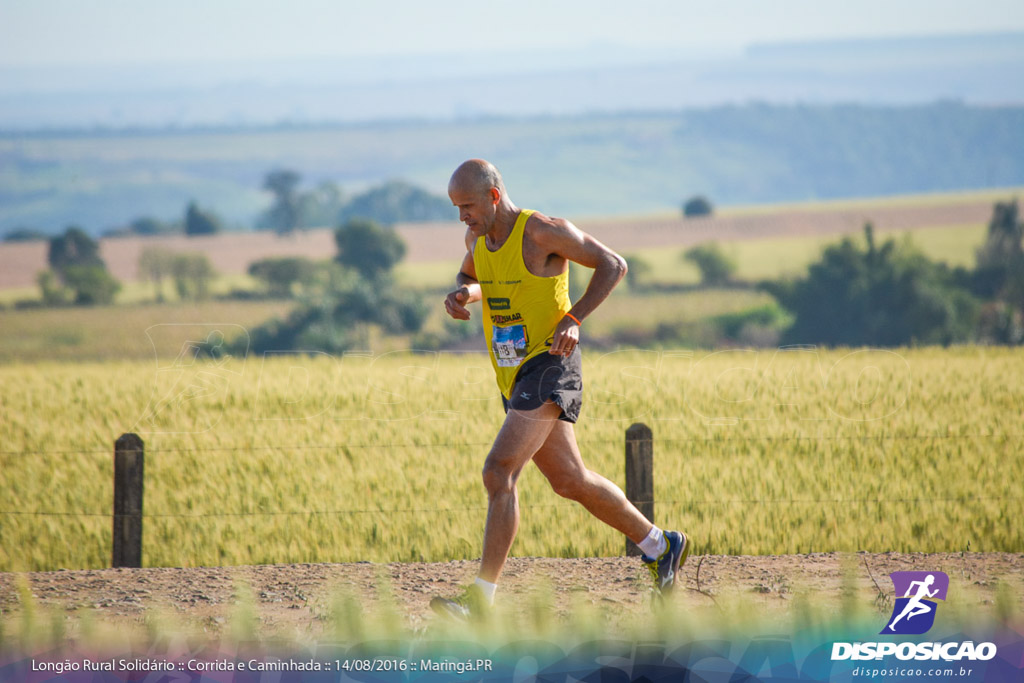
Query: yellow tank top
474 209 572 398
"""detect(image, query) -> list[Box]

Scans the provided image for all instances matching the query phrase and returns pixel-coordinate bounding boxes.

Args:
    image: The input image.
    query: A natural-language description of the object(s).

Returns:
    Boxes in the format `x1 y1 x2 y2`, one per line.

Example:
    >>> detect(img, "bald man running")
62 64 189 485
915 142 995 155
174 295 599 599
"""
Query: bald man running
430 159 690 620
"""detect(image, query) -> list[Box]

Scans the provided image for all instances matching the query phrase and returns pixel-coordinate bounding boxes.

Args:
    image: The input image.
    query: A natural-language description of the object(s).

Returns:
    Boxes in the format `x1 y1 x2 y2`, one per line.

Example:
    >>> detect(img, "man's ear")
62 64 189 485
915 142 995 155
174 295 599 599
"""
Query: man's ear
490 187 500 204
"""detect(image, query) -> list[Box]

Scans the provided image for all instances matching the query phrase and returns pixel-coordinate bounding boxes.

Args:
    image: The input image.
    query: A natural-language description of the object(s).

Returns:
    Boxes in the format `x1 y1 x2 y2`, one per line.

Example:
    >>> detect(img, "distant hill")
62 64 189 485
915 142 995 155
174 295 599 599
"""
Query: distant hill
0 32 1021 129
1 102 1023 236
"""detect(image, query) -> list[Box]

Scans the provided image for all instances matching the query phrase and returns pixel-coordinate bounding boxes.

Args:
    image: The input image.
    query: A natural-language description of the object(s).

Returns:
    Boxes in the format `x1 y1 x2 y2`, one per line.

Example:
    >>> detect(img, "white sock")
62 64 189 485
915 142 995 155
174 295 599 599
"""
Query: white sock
474 577 497 606
637 526 667 558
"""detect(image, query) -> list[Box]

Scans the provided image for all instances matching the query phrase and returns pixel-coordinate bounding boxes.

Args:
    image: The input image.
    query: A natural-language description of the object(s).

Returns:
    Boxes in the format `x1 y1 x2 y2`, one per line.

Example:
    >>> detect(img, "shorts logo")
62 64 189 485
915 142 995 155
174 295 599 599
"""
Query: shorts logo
882 571 948 635
488 297 511 310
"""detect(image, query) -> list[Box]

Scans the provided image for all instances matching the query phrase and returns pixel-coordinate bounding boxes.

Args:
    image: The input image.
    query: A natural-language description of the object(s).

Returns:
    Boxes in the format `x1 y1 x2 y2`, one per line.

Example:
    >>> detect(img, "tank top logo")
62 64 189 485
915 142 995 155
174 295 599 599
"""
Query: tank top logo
487 297 511 310
491 312 524 325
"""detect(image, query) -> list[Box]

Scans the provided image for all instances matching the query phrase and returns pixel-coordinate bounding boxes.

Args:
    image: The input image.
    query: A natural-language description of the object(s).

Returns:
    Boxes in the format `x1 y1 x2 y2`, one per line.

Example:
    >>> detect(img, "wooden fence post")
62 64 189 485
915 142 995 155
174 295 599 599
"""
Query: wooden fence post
113 433 144 568
625 422 654 557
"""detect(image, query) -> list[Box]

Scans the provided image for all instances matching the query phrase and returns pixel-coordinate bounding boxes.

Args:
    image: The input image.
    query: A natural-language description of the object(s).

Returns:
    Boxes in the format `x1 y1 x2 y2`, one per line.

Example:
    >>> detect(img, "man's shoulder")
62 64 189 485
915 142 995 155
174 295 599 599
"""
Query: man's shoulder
524 209 566 228
523 210 577 242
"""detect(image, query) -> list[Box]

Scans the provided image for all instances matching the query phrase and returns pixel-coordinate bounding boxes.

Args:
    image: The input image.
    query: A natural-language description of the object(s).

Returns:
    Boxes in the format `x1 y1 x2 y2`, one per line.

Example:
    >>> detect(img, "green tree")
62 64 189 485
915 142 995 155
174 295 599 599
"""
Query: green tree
4 227 48 242
257 177 347 232
262 169 302 235
683 195 713 218
44 226 121 306
171 253 217 301
184 202 221 236
973 200 1024 343
37 270 71 306
248 256 316 298
683 242 736 286
334 218 407 280
338 180 453 225
61 265 121 305
238 262 427 355
767 224 977 346
974 200 1023 296
48 226 103 272
298 181 346 229
138 247 177 302
129 216 178 236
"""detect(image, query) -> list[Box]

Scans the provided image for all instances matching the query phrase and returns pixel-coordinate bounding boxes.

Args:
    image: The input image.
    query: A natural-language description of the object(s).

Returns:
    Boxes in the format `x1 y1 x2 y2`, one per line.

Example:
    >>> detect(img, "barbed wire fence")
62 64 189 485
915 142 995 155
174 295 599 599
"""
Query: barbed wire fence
0 426 1020 568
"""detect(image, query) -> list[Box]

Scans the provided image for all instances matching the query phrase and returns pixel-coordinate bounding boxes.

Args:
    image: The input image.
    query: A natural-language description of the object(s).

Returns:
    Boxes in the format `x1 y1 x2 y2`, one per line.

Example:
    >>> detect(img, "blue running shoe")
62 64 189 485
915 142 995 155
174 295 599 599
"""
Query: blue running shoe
430 584 488 622
642 531 689 596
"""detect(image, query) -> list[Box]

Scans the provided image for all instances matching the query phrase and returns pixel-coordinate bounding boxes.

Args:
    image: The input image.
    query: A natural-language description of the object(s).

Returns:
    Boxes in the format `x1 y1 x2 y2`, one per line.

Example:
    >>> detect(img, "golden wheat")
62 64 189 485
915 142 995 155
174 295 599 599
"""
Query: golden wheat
0 346 1020 571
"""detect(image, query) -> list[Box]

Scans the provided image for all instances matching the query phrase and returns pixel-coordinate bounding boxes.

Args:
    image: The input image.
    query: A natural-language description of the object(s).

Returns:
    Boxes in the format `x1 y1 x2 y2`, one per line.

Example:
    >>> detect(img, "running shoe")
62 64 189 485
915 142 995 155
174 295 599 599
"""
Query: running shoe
430 584 488 622
642 530 689 596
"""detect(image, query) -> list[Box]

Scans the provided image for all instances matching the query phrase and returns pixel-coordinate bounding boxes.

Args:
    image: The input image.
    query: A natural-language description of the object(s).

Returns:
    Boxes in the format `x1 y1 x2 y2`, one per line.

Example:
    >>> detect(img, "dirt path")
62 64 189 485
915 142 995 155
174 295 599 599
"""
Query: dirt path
1 553 1019 639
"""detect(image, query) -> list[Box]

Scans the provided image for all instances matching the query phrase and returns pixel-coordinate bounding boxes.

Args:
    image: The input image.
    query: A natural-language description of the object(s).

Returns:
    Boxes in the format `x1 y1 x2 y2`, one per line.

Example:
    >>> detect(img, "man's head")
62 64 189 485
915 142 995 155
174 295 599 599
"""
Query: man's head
448 159 508 237
449 159 505 198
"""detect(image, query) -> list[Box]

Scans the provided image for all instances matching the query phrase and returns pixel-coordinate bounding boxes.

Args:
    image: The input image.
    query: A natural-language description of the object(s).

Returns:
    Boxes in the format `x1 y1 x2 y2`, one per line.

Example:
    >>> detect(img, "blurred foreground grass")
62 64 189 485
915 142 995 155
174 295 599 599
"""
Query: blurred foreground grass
1 563 1019 653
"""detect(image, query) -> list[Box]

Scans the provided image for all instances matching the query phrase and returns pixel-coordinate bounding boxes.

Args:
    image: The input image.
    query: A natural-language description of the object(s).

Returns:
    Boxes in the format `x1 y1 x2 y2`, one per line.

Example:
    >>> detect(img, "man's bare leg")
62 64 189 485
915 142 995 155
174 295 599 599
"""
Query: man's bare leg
533 417 690 598
532 419 652 543
434 400 689 619
478 401 563 583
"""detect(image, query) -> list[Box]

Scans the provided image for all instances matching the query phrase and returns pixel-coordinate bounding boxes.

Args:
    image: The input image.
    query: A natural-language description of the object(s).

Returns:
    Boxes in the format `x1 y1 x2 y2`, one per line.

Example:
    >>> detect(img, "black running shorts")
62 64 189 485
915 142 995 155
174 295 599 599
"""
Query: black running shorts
501 346 583 423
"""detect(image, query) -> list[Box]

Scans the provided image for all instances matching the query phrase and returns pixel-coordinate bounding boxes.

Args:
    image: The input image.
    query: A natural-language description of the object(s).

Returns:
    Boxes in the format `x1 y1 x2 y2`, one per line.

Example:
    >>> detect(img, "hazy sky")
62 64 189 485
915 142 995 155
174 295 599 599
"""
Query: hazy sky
2 0 1024 67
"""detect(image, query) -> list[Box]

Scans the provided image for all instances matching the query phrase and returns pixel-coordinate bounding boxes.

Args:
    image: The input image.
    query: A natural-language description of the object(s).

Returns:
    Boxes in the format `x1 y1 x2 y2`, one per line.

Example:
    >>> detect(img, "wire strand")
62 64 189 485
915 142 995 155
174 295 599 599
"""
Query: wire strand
3 495 1018 520
0 431 1016 457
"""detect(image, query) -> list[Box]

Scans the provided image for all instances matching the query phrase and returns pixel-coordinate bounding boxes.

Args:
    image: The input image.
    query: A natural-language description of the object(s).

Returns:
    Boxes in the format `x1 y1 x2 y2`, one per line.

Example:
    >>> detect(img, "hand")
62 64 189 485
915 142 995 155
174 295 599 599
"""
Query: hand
444 287 472 320
549 314 580 356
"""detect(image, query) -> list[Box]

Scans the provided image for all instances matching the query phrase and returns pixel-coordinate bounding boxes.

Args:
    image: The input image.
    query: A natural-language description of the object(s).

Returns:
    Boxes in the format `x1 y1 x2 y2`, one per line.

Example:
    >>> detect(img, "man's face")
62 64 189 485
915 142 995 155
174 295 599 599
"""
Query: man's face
449 182 498 238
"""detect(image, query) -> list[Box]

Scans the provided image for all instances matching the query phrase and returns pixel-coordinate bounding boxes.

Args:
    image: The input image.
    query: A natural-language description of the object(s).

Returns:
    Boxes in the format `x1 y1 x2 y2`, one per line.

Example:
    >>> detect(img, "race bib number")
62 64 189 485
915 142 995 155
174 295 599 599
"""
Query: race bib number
491 324 528 367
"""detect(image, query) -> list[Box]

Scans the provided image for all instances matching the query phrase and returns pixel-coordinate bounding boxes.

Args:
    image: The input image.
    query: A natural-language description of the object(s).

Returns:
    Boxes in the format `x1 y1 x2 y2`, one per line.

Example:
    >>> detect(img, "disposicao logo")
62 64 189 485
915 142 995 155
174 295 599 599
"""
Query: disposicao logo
831 570 997 663
881 571 949 635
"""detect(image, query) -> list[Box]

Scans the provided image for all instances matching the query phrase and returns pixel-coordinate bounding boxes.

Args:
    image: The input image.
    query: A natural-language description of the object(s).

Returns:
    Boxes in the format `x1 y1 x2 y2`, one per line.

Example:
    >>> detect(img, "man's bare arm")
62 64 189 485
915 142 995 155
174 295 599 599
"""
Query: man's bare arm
531 217 627 354
444 231 482 320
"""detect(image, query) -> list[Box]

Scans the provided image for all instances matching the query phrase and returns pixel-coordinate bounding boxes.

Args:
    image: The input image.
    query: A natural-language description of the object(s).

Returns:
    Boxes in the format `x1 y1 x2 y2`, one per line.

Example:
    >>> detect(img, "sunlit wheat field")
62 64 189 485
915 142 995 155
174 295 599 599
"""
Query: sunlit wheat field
1 346 1021 572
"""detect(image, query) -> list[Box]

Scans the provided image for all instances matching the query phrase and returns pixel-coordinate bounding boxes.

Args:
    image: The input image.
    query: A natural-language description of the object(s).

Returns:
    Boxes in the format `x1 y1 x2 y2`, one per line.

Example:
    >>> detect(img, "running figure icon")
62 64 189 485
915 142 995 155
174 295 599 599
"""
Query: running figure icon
887 574 939 632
